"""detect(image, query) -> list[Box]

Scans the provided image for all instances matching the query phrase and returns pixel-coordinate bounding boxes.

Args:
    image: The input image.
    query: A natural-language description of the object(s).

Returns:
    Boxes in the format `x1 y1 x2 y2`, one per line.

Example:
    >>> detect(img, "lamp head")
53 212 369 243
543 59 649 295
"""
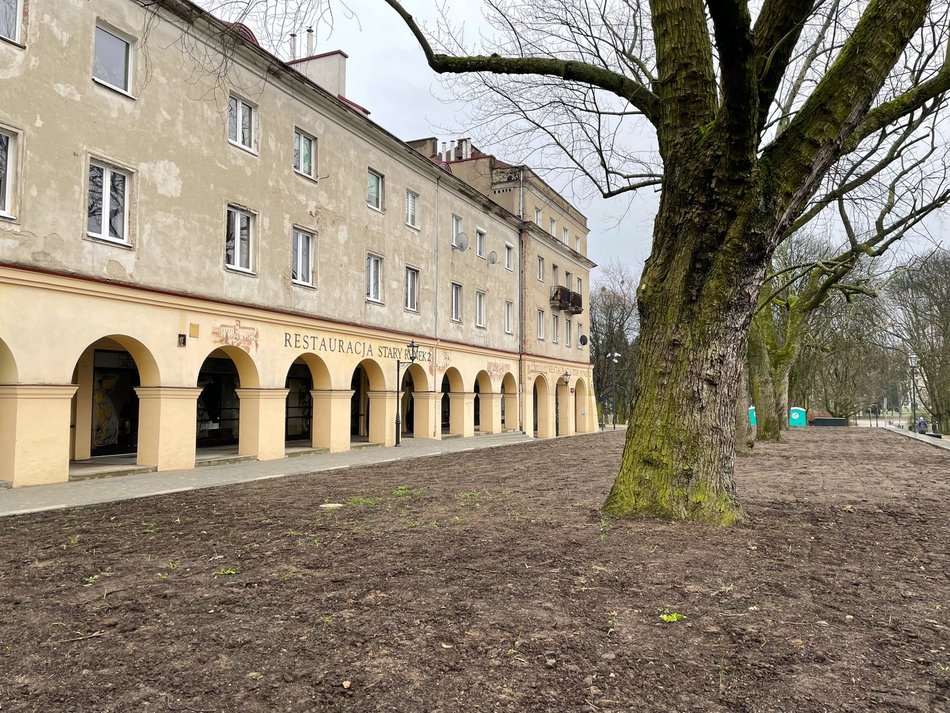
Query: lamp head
406 339 419 363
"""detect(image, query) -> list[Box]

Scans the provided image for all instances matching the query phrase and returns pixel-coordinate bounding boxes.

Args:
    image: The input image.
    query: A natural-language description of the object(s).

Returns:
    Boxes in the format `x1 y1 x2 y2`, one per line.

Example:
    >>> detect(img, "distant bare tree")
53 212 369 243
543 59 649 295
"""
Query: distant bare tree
589 261 639 421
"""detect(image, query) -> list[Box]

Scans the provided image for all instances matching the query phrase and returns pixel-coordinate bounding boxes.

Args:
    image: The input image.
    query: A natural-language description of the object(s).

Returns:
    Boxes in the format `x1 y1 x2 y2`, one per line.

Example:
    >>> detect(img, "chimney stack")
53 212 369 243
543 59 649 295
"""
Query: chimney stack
306 27 314 56
288 33 297 60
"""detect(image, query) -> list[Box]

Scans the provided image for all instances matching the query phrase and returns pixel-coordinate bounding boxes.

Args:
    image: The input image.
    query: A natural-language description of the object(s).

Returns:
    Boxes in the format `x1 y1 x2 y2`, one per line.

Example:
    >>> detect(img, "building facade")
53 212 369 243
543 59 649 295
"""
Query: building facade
0 0 596 487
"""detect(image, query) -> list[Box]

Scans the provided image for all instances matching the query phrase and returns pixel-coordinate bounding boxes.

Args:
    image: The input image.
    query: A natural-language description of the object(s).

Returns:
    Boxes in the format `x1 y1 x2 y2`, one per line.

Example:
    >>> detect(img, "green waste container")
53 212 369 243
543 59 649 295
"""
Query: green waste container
789 407 806 428
748 406 757 427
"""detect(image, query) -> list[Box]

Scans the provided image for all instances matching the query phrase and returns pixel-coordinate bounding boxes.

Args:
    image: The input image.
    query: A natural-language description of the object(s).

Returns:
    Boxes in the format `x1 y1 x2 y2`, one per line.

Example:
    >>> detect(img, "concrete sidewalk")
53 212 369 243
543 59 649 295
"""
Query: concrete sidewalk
0 432 538 518
883 424 950 451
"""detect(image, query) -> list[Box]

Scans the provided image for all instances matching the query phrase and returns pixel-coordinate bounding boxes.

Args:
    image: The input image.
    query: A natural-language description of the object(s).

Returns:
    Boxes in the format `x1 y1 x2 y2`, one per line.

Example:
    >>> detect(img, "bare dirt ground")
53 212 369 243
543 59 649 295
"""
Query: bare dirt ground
0 428 947 712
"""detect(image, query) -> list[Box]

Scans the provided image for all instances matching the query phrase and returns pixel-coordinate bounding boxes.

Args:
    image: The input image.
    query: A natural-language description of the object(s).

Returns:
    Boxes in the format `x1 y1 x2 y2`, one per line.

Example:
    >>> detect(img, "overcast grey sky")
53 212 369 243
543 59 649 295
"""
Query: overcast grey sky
257 0 659 281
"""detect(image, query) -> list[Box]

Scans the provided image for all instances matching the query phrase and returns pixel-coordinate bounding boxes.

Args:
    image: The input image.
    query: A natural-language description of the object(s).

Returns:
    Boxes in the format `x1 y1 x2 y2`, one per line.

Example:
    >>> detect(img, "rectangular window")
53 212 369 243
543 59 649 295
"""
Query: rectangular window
228 96 255 150
405 189 419 228
577 276 583 294
534 207 542 225
574 236 581 252
504 300 514 334
552 314 559 343
475 229 486 257
366 253 383 302
565 271 572 289
87 161 129 243
225 206 253 270
537 256 544 281
577 323 583 348
94 25 131 93
293 129 316 178
0 129 14 217
565 319 572 348
505 243 514 271
475 290 486 327
562 227 569 244
405 266 419 311
291 228 312 285
1 0 22 43
367 169 384 210
451 282 462 322
553 264 559 286
451 215 462 246
549 218 556 236
537 309 545 340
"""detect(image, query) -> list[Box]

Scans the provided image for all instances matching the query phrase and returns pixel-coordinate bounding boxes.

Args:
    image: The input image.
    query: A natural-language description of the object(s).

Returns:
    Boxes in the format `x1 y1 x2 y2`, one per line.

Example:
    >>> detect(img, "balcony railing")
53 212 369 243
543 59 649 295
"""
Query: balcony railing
568 290 583 315
550 285 572 310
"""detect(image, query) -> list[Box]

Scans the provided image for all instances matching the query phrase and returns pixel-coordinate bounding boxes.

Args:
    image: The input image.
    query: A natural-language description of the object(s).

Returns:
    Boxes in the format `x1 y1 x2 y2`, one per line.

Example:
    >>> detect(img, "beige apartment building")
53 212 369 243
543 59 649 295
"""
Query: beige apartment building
0 0 596 488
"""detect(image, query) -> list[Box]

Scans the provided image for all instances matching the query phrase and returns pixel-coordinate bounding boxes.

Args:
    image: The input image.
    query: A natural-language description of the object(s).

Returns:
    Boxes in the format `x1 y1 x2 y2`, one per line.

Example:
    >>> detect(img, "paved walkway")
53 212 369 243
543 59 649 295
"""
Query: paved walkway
883 424 950 451
0 432 541 518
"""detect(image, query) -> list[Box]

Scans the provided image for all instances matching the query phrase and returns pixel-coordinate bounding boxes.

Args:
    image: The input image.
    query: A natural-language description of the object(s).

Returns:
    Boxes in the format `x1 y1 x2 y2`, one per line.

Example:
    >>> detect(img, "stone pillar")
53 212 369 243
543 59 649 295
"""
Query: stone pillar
558 385 574 436
410 390 438 440
0 385 78 487
310 389 353 452
134 387 203 471
449 392 475 438
368 390 396 446
502 390 519 432
479 393 503 434
235 388 289 460
72 351 95 460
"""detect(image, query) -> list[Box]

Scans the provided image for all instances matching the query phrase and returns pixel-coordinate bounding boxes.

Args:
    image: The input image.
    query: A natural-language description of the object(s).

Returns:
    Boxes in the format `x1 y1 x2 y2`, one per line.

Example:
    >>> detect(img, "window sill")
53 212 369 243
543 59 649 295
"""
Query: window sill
228 139 258 157
404 307 420 315
405 222 420 231
86 233 133 250
225 264 257 277
505 331 514 336
0 35 25 50
367 204 385 214
0 211 18 224
292 279 315 289
294 169 319 184
450 318 462 324
476 254 485 260
505 267 514 272
366 297 384 305
475 324 487 330
92 77 136 100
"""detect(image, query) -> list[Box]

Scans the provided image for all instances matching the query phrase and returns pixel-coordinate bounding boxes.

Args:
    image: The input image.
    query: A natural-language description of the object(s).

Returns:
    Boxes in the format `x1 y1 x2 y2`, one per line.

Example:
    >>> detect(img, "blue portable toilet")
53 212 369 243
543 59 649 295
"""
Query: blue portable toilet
748 406 757 427
789 407 807 428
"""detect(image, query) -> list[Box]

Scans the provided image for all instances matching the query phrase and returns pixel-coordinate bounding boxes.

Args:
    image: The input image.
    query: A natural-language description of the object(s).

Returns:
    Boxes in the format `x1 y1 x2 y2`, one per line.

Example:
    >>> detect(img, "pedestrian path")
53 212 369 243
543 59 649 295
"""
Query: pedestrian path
0 432 538 518
883 424 950 451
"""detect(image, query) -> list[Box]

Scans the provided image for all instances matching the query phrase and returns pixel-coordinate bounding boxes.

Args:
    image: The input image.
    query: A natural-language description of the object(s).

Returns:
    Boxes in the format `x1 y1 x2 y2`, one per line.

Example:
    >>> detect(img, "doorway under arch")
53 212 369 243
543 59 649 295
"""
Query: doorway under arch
284 353 331 448
440 367 465 436
532 374 552 438
350 358 386 445
195 346 259 457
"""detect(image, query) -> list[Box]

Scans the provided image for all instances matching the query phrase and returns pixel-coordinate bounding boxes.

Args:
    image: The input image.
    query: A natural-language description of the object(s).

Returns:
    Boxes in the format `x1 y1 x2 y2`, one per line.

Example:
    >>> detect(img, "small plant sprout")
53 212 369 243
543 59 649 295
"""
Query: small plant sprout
607 610 619 636
157 572 168 581
214 567 238 577
82 574 100 586
344 496 378 507
659 610 685 623
392 485 413 498
599 517 612 542
141 521 157 534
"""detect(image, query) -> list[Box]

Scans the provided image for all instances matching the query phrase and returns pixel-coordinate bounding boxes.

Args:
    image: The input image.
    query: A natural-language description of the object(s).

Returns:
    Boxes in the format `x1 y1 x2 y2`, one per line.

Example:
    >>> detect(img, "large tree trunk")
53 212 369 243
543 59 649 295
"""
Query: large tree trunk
603 170 766 525
748 316 781 441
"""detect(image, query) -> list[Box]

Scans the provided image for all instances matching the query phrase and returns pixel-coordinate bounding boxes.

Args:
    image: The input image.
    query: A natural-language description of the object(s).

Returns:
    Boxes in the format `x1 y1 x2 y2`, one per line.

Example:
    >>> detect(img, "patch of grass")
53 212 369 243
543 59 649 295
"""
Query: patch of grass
156 572 168 581
659 610 685 623
391 485 415 498
61 534 80 550
213 567 238 577
599 517 612 542
140 521 157 534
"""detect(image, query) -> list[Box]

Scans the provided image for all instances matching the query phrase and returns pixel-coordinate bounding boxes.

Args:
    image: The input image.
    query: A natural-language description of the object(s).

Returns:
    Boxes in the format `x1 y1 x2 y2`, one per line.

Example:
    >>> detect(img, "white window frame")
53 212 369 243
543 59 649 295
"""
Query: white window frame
577 323 584 348
405 265 419 311
366 253 383 302
1 0 24 44
577 276 583 295
87 159 131 245
405 189 419 228
537 309 545 340
293 128 317 179
537 256 544 282
225 205 254 272
553 264 559 286
451 214 462 247
475 290 486 327
451 282 462 322
565 319 572 348
367 169 384 211
549 218 557 236
93 24 133 95
475 228 486 258
291 228 313 286
534 207 542 225
574 236 581 252
504 243 514 271
562 227 569 244
552 314 559 343
504 300 514 335
227 94 256 152
0 128 16 219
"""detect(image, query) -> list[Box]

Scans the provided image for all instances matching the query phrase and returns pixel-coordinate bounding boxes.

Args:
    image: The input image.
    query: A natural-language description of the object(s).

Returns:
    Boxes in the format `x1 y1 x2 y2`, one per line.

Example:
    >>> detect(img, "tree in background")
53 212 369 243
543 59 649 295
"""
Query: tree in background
887 250 950 433
589 261 639 423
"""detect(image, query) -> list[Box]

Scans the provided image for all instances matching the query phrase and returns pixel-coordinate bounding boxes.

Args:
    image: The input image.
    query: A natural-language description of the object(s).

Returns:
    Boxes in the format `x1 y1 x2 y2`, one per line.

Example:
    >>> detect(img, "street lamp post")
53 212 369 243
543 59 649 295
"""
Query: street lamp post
395 340 420 447
607 352 621 430
909 353 918 430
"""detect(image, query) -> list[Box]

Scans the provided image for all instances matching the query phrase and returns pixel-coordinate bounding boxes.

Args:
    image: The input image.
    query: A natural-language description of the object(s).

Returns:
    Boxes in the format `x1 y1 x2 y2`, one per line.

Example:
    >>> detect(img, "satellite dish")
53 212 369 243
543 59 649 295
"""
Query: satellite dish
488 250 498 264
579 335 589 346
453 232 469 251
